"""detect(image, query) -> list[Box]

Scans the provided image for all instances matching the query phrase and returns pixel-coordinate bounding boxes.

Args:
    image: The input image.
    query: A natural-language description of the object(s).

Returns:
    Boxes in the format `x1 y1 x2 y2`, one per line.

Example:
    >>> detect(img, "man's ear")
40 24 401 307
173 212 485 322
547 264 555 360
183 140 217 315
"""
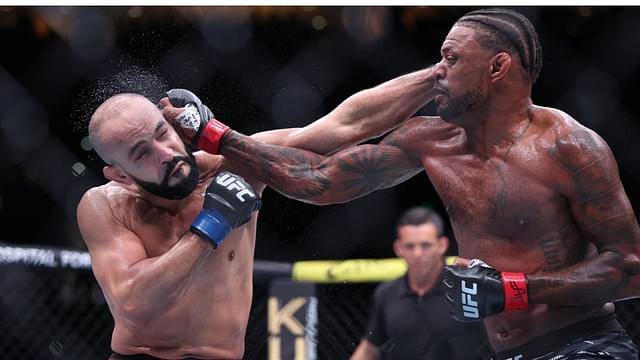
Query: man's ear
489 52 512 83
393 239 403 258
438 236 449 256
103 165 132 185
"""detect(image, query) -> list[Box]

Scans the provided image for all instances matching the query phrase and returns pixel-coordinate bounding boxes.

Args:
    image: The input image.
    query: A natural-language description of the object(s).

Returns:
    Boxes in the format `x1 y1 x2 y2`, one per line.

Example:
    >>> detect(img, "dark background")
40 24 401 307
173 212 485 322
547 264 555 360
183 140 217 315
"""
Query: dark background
1 6 639 262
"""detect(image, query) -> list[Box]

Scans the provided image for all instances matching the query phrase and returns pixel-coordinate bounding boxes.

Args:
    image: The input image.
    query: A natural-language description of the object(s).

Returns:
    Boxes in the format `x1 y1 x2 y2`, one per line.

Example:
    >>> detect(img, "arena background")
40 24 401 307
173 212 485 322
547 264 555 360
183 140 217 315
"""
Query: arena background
1 6 640 360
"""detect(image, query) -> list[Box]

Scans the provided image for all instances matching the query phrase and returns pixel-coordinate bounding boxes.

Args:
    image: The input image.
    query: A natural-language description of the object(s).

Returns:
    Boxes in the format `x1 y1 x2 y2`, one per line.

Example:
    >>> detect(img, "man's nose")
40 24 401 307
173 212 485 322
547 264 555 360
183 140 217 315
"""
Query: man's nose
156 143 174 165
413 247 425 257
433 61 447 82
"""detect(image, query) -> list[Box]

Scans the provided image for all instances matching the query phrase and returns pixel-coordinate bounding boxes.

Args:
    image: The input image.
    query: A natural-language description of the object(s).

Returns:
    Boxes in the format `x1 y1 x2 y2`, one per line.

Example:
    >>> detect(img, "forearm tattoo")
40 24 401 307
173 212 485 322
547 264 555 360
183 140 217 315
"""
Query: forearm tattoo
221 131 422 203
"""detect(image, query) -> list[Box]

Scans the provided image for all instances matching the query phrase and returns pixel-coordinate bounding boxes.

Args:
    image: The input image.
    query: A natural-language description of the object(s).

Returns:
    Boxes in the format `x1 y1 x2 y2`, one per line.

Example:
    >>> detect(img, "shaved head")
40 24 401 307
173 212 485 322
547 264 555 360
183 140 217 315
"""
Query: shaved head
88 92 199 200
89 93 157 164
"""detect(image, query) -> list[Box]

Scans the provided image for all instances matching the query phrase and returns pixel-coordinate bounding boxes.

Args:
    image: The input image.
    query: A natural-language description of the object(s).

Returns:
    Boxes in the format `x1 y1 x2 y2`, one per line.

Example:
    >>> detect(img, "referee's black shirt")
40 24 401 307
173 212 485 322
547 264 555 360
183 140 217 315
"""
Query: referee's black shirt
363 273 494 360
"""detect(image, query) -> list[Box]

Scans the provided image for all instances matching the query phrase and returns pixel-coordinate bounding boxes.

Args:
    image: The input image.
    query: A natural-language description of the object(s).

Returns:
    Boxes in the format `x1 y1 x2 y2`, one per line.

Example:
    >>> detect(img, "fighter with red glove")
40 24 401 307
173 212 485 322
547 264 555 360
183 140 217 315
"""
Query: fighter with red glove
443 259 528 322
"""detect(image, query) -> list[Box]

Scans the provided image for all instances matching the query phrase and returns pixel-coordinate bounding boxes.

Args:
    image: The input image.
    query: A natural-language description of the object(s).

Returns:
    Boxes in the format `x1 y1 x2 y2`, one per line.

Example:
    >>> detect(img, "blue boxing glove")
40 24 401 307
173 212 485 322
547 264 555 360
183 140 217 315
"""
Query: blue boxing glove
191 171 262 248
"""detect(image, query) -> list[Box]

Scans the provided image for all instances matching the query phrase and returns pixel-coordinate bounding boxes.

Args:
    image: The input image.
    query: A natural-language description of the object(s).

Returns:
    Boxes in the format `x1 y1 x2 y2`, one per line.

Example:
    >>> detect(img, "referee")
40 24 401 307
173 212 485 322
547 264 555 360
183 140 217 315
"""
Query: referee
350 207 494 360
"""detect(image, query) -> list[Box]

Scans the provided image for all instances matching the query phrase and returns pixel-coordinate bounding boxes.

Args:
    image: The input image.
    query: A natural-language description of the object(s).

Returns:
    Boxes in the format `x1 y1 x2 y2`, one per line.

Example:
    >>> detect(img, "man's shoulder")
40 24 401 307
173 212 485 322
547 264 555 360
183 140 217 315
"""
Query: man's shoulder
533 106 613 175
76 183 139 249
78 183 111 211
374 276 407 300
78 182 138 223
81 182 132 203
534 105 603 143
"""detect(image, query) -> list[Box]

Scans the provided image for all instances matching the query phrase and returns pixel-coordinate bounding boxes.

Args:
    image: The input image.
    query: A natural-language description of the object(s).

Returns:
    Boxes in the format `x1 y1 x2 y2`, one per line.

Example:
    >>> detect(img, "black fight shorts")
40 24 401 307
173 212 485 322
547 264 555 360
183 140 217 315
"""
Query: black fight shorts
496 314 639 360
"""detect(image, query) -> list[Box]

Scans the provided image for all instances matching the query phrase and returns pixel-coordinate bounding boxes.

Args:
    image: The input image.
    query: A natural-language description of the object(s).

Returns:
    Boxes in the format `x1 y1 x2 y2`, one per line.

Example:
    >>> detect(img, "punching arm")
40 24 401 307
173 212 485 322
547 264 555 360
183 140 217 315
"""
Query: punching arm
218 129 424 205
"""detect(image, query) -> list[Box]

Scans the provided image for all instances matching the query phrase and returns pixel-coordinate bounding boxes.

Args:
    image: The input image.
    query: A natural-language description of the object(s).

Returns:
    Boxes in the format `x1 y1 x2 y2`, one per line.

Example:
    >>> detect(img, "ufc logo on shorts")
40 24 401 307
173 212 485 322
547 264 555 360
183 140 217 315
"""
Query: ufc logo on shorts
505 355 523 360
461 280 479 319
216 173 255 202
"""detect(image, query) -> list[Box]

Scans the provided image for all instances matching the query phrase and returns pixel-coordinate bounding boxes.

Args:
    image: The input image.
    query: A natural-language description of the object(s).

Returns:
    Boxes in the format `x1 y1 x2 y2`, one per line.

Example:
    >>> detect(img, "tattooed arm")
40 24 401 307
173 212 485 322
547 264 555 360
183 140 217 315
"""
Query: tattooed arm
528 128 640 304
162 68 436 191
162 66 436 157
219 123 425 205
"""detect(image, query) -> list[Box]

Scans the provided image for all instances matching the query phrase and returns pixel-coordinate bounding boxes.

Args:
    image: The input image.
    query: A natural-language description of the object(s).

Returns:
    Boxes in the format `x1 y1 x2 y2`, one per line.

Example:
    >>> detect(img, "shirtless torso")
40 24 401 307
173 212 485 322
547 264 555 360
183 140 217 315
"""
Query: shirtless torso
408 107 614 350
81 154 257 359
216 104 639 353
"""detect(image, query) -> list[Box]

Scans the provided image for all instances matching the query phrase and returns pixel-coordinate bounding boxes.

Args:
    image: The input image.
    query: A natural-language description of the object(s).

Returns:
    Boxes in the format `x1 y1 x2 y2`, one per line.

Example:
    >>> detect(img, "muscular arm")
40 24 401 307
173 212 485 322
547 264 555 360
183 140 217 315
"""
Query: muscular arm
165 67 436 190
528 129 640 304
77 190 213 327
219 126 424 205
250 66 437 154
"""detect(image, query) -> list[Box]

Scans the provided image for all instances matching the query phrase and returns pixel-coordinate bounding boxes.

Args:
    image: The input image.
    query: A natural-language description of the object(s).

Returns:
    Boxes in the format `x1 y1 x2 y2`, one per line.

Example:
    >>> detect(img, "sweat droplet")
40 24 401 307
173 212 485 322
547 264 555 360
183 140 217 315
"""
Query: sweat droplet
80 136 92 151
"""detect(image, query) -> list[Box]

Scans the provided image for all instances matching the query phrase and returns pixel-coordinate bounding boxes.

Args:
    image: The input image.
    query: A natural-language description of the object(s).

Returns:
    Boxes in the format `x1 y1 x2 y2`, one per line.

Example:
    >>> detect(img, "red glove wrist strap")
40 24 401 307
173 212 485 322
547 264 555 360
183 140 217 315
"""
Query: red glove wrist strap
502 272 528 311
197 119 230 154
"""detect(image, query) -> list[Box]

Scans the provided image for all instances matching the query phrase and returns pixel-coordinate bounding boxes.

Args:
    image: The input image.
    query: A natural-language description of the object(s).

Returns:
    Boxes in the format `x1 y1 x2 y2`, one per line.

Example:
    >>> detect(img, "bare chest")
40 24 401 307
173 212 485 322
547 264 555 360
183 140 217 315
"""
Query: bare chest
119 194 256 325
423 152 564 242
129 200 255 269
131 200 203 256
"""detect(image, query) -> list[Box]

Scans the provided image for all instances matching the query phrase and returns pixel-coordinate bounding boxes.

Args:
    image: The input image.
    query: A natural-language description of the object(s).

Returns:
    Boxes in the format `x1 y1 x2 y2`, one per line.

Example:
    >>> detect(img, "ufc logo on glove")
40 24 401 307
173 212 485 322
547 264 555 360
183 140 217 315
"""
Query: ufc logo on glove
443 259 525 322
216 173 256 202
461 280 479 319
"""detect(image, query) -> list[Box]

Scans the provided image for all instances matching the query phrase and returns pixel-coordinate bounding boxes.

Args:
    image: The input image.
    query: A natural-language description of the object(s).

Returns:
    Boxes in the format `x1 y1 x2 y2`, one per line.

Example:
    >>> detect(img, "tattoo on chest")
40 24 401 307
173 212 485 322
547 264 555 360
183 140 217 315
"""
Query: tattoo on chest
538 237 566 271
488 160 508 225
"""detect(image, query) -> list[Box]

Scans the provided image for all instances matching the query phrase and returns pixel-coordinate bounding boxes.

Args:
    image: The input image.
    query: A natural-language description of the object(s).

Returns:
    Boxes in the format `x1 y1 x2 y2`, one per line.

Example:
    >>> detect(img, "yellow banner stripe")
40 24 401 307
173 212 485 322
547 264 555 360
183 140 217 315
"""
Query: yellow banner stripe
292 257 457 283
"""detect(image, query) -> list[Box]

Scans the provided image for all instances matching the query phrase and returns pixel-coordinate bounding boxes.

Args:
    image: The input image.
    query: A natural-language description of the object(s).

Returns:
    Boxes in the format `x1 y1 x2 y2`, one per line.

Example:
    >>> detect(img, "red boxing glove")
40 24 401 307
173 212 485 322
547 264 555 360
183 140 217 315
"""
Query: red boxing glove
197 119 230 155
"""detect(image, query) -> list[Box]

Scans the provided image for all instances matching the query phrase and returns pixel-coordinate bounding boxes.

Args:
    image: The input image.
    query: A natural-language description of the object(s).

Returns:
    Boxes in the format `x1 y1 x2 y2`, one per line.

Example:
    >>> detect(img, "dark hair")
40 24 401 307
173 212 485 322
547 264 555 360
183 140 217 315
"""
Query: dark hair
396 207 444 237
456 8 542 83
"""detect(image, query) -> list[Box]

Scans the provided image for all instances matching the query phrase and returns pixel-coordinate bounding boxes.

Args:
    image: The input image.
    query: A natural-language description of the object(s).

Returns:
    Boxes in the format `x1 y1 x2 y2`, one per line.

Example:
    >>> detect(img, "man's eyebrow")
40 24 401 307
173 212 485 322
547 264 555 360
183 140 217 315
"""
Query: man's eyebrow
154 120 165 134
128 121 165 159
128 140 145 159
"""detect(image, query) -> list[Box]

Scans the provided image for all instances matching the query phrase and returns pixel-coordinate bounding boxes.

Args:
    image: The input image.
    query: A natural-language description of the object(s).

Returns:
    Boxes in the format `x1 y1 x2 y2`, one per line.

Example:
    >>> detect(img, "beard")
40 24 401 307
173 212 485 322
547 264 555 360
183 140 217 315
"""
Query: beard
131 151 200 200
436 85 482 121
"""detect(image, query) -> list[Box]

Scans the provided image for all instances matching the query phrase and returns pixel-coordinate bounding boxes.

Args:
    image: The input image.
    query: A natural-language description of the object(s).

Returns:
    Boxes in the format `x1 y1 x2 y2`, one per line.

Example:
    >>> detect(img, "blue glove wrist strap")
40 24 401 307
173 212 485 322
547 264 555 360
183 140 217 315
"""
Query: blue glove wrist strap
191 208 231 248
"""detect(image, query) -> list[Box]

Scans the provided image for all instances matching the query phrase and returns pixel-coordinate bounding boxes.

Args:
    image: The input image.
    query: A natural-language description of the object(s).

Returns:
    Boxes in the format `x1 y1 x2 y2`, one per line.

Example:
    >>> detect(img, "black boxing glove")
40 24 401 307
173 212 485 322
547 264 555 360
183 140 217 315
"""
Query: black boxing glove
190 171 262 248
443 259 528 322
166 88 231 154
